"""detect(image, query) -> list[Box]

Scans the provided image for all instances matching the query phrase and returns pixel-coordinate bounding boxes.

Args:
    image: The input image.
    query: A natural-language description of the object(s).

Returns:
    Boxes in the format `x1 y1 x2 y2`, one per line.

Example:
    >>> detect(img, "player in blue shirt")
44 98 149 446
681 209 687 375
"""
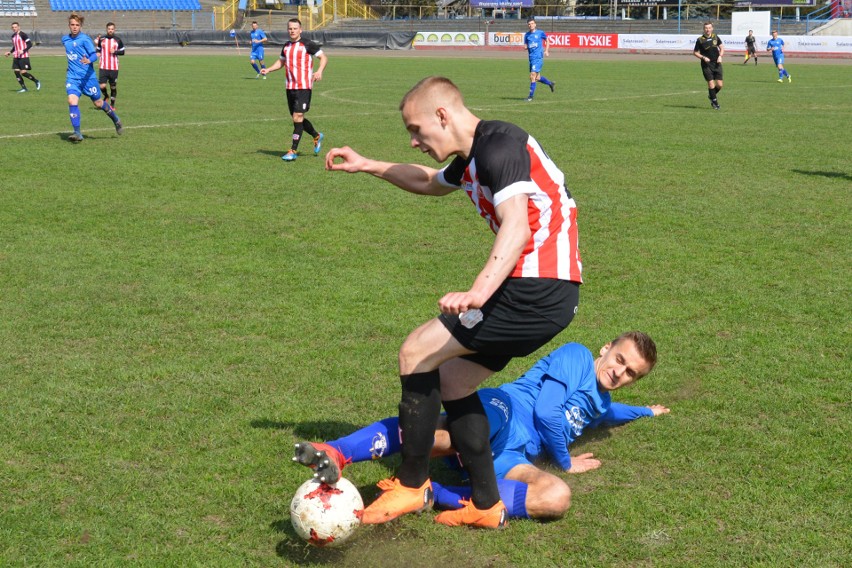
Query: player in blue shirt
766 30 791 83
62 14 122 142
293 331 667 520
523 17 555 102
249 21 267 78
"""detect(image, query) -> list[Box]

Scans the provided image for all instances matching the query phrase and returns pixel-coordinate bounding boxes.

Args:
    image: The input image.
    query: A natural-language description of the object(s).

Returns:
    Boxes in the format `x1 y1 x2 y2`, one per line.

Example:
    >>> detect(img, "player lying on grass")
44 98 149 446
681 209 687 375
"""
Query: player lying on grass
294 331 669 520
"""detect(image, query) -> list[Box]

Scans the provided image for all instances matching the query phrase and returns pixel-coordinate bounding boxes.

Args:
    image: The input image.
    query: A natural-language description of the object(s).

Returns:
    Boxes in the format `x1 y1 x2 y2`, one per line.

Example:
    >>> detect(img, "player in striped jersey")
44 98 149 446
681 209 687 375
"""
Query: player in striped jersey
96 23 125 109
5 22 40 93
261 18 327 161
326 76 583 529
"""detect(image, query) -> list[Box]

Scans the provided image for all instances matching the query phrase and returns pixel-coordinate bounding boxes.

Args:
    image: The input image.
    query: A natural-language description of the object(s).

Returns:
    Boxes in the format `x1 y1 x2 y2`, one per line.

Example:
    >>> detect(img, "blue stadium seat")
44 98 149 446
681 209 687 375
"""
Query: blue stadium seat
42 0 201 11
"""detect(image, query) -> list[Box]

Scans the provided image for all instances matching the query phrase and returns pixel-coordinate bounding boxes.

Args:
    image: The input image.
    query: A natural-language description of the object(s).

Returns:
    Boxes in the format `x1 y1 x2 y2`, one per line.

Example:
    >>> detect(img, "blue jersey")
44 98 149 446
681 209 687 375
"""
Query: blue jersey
250 28 266 55
767 37 784 56
524 29 548 61
62 32 98 83
500 343 609 470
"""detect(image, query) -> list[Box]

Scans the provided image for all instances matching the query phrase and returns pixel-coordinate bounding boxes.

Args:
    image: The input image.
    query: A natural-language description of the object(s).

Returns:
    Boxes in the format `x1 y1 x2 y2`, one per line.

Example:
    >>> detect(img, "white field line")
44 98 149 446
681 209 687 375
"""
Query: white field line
2 84 849 140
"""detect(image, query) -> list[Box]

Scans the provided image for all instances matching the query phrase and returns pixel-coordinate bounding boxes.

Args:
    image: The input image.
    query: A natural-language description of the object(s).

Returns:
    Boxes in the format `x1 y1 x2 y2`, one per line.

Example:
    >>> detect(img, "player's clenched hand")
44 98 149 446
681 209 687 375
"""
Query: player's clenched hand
649 404 670 416
437 291 485 315
567 453 601 474
325 146 368 173
312 70 323 82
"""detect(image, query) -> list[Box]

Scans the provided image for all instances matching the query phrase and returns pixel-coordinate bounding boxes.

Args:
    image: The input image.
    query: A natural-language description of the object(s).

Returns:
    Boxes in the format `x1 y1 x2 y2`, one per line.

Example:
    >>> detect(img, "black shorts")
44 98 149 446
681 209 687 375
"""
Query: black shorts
12 57 31 71
701 61 723 82
746 46 756 55
99 69 119 83
286 89 312 114
439 278 580 372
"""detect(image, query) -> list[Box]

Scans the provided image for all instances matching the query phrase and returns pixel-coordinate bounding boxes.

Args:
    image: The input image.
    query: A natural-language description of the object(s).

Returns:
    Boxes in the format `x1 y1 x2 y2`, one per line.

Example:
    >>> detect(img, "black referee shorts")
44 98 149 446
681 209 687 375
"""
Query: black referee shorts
439 277 580 372
702 61 723 82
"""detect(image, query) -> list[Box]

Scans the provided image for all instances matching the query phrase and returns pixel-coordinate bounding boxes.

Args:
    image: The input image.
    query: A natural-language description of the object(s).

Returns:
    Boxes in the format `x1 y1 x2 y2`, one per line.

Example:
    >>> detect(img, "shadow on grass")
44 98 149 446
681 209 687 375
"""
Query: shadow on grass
257 149 289 158
791 169 852 182
251 418 363 441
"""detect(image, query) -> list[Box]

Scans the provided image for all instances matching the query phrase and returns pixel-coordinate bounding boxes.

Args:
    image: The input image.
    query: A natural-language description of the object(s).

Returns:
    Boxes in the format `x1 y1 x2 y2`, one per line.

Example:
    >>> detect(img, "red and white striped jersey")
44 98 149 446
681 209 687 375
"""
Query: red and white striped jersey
11 31 31 58
279 39 322 90
439 120 583 283
96 35 124 70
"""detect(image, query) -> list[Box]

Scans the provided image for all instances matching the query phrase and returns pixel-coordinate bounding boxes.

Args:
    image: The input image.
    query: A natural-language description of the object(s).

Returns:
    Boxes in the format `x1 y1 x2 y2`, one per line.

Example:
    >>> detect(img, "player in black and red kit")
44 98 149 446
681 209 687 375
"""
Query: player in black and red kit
325 76 583 529
261 18 328 162
96 23 125 109
5 22 40 93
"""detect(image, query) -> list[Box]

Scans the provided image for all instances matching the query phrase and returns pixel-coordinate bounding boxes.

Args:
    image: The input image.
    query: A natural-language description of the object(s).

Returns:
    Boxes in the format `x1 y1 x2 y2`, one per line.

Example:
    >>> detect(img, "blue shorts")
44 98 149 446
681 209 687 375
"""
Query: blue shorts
66 74 101 100
529 59 543 73
443 388 513 478
774 54 785 65
479 388 512 459
251 48 264 61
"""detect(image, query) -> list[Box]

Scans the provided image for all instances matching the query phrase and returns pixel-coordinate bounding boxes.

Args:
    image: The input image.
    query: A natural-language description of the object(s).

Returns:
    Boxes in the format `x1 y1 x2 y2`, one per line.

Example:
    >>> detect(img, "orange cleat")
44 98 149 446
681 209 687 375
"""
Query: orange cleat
361 477 433 524
434 499 508 529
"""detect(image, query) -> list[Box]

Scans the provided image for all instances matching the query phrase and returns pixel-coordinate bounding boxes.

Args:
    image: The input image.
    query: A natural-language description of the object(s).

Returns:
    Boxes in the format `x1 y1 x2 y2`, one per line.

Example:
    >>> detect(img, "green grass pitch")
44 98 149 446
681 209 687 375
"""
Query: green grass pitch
1 52 850 566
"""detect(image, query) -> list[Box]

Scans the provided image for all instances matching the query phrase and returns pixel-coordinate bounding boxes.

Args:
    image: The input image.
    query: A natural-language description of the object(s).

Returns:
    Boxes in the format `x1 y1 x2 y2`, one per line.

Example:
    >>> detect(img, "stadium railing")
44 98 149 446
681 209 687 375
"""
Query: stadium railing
1 0 37 17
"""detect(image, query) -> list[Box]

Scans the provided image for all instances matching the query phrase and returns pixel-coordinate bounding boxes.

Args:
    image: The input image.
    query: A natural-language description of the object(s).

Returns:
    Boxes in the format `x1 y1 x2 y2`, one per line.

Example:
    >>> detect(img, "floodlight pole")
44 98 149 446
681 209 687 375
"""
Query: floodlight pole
677 0 682 34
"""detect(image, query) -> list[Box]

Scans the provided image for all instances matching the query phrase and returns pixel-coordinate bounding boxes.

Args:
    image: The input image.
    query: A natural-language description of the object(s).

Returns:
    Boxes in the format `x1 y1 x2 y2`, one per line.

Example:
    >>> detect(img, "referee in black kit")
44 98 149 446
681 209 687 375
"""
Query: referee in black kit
693 21 724 110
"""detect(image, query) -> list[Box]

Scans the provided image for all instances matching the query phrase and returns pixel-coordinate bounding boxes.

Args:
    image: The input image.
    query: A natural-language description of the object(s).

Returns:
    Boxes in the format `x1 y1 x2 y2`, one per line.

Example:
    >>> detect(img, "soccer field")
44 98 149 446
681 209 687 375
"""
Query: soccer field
1 52 850 566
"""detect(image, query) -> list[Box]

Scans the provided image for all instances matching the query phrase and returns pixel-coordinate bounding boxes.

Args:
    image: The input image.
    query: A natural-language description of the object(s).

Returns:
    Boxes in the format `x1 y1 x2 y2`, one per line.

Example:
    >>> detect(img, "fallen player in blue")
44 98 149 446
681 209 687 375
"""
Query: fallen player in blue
294 331 669 521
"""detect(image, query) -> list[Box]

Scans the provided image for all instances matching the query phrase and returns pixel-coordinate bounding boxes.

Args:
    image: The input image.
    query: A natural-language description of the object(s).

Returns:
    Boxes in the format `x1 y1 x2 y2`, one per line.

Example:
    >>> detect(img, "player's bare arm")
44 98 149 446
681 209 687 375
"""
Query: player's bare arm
325 146 455 197
438 194 530 315
648 404 670 416
261 59 283 75
312 51 327 82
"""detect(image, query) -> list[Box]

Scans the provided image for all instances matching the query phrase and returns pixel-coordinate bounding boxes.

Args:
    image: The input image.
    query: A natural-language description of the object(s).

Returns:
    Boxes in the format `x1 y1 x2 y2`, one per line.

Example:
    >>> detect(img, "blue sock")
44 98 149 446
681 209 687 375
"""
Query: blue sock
528 82 537 98
327 417 401 463
432 480 529 519
69 105 81 131
101 101 119 123
261 64 266 70
538 76 553 86
251 63 260 73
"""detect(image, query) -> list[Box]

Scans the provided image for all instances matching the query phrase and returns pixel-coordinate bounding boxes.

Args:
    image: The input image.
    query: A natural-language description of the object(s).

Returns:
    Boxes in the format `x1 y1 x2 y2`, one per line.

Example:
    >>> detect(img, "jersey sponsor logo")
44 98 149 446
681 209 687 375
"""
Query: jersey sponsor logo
370 432 388 459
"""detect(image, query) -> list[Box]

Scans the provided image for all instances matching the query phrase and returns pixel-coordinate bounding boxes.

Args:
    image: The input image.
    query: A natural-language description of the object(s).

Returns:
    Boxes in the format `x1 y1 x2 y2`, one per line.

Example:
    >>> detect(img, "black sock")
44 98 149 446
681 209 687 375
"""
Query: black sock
396 370 442 488
16 75 25 88
101 86 109 100
708 88 716 101
301 118 318 138
23 72 37 83
291 122 304 151
444 393 501 509
110 84 117 106
715 86 722 96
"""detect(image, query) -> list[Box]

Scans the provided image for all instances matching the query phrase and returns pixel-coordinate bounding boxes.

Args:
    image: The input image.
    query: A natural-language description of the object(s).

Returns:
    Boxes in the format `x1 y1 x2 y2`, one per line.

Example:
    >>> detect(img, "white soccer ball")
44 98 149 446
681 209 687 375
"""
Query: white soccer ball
290 477 364 547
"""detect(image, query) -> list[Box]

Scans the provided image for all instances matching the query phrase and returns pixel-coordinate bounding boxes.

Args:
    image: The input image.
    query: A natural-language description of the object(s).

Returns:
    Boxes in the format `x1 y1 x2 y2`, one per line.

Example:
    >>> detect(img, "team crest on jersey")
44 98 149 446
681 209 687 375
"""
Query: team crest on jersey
565 406 588 437
370 432 388 459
